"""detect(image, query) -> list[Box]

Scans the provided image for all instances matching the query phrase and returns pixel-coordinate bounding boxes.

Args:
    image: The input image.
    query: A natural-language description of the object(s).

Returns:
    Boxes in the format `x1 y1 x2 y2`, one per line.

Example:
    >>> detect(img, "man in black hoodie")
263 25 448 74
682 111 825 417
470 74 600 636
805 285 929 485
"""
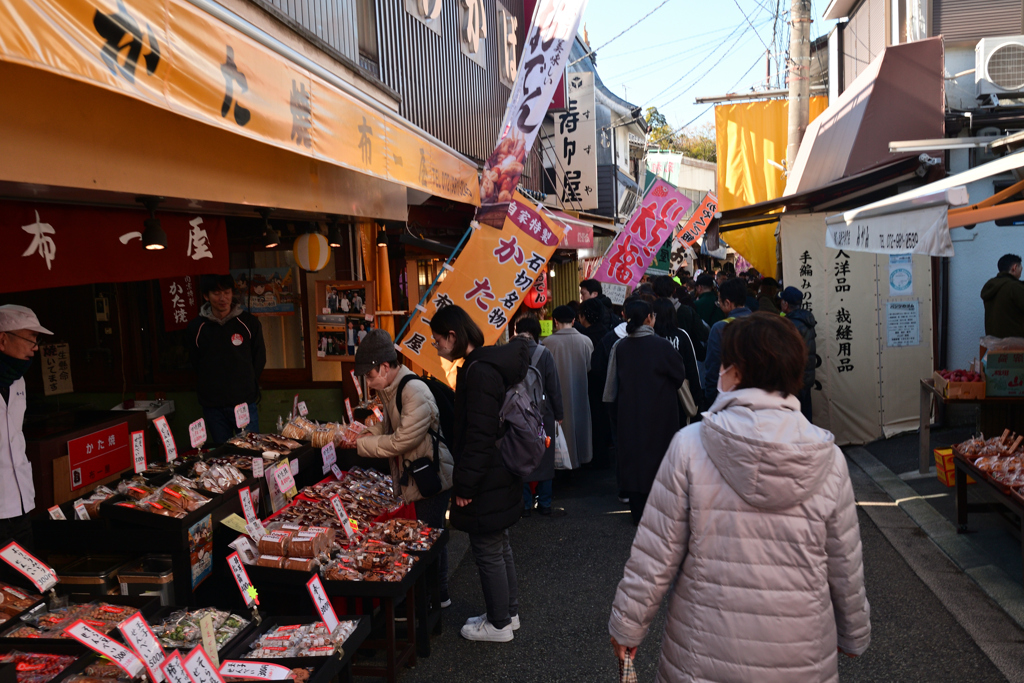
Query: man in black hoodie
186 275 266 444
981 254 1024 338
430 305 526 643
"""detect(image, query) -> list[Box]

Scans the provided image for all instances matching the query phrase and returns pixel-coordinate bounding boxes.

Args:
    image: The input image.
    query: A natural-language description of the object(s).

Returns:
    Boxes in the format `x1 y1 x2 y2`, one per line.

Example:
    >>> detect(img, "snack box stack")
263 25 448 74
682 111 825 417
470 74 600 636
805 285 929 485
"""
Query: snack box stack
934 448 975 487
255 525 335 572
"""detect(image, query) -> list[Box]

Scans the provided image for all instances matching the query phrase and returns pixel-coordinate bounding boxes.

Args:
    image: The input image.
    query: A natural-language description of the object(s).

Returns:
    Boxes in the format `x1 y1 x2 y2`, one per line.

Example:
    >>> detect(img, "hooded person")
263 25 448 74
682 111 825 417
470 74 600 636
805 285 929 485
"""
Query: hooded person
351 328 455 606
0 306 51 549
429 305 527 643
608 313 870 682
781 286 817 421
980 253 1024 338
187 274 266 444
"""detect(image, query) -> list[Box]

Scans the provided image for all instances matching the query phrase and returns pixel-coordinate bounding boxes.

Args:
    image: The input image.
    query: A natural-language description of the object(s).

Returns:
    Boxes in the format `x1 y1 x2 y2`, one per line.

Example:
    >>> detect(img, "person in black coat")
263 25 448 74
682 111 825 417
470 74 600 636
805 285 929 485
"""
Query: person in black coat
653 298 702 424
513 317 564 516
603 298 687 525
578 298 612 469
429 305 525 642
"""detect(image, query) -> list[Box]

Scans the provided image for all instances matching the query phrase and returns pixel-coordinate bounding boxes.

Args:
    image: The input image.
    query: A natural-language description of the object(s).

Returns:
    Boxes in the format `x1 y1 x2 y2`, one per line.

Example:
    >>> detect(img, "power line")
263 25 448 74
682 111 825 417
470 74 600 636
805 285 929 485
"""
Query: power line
568 0 674 67
602 25 767 82
651 19 758 107
599 22 749 60
646 20 752 103
732 0 772 52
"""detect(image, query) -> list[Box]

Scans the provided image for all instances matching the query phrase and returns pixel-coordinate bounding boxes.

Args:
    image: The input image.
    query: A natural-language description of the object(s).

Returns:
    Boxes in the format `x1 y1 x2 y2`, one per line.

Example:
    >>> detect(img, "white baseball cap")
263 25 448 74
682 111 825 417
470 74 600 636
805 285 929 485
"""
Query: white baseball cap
0 305 53 334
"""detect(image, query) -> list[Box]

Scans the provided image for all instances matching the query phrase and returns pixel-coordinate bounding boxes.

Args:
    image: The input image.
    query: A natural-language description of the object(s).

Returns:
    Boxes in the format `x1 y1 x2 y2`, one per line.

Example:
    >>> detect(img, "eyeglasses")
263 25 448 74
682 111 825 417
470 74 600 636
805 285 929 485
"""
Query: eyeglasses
430 333 453 349
5 332 39 349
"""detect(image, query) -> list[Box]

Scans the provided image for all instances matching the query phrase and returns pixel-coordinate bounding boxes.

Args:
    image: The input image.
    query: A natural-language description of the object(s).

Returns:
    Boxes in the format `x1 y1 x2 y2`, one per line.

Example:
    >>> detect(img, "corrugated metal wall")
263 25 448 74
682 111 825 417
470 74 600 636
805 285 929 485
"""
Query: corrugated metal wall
843 0 886 90
249 0 360 63
376 0 526 163
933 0 1023 43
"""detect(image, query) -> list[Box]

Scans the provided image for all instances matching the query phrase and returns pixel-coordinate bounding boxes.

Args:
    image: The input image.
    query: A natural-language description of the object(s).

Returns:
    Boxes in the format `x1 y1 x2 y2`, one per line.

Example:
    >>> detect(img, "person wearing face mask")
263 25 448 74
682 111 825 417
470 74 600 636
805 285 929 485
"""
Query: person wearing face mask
608 312 870 681
351 329 455 607
0 305 52 549
603 299 687 525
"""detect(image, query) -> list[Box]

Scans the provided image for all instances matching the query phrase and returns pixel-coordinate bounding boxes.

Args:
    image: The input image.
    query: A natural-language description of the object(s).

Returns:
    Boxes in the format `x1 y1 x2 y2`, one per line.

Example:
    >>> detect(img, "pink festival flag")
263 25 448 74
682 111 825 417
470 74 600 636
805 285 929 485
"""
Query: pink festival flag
595 178 693 288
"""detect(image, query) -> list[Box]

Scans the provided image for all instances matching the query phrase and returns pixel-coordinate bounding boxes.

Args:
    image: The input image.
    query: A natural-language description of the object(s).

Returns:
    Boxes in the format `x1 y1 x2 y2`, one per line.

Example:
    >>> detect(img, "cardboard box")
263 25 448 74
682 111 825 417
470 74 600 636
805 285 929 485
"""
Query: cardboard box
933 371 986 400
983 351 1024 397
935 448 975 487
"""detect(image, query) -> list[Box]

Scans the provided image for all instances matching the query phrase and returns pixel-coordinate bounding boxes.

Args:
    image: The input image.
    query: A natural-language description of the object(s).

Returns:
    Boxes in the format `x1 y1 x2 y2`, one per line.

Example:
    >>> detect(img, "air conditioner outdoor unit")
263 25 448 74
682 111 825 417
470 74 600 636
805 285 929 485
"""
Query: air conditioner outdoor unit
977 36 1024 96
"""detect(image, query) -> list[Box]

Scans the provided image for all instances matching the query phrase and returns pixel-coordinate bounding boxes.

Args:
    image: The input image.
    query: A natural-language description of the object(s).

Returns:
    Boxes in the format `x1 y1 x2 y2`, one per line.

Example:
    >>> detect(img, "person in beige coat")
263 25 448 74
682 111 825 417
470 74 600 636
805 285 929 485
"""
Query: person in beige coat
353 329 454 604
609 313 870 682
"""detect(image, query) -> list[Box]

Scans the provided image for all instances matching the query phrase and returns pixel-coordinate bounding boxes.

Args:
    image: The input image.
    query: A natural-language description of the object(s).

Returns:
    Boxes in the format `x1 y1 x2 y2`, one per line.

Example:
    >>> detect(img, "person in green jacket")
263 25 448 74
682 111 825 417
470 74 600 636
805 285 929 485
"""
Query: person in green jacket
693 274 725 327
981 254 1024 339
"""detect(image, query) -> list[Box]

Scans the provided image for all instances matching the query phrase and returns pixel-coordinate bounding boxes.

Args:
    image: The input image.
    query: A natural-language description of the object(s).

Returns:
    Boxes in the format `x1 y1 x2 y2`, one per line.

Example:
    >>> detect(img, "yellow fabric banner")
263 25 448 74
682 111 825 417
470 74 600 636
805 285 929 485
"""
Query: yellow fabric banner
0 0 479 205
398 192 566 386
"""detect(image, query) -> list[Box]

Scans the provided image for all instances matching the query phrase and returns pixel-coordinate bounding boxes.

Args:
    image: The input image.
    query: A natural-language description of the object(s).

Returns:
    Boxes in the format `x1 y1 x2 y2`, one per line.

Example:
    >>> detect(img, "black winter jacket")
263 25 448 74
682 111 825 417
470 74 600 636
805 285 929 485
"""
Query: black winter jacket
187 305 266 409
785 308 817 390
451 339 529 534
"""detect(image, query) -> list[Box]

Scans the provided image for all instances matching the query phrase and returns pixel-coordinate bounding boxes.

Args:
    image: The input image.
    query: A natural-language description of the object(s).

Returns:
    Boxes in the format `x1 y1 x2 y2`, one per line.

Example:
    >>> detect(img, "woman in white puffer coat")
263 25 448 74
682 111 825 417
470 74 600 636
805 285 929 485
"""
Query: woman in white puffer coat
608 312 870 682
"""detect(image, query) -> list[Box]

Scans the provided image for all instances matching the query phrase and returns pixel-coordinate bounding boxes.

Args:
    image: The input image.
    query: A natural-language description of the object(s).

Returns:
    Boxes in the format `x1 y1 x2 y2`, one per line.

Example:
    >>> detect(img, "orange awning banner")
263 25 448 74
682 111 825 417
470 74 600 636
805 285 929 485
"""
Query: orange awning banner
0 0 479 205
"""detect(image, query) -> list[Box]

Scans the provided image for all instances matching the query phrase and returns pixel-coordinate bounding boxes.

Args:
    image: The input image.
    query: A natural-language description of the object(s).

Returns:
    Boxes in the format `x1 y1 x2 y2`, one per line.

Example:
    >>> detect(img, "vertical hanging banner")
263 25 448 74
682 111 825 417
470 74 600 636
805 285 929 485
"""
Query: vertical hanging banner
161 276 201 332
476 0 591 227
674 192 718 247
398 192 566 385
555 72 598 210
595 178 693 288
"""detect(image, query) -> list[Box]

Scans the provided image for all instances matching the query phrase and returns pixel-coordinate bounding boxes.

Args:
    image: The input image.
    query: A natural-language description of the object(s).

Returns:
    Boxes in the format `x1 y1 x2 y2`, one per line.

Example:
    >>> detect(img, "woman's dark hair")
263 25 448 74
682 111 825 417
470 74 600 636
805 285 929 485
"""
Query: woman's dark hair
651 298 677 338
429 305 484 360
514 315 541 342
579 298 604 326
624 299 653 335
553 305 576 324
720 312 805 397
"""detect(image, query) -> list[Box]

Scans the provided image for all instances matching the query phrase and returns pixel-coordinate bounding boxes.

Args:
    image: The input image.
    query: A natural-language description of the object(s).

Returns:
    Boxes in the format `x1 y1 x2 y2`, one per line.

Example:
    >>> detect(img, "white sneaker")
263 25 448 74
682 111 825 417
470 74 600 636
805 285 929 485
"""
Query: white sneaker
464 613 520 631
460 618 515 642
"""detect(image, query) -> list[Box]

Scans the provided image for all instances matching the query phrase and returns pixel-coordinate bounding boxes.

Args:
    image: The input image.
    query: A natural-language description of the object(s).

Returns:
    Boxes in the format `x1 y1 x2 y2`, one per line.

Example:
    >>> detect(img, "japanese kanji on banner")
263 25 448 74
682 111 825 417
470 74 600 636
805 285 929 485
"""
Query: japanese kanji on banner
594 178 694 288
398 191 566 386
160 276 201 332
554 72 598 211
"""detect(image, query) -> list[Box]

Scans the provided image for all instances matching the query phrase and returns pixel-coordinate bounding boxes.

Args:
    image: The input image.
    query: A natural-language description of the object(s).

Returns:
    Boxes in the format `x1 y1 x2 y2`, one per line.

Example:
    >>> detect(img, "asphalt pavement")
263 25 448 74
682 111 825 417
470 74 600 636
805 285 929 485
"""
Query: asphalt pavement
389 458 1019 683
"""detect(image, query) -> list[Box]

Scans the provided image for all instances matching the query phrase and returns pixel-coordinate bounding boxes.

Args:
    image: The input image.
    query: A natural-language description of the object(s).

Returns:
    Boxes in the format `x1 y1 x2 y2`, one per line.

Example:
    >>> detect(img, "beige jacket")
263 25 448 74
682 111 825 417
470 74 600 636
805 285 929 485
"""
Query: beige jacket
356 366 454 503
609 388 870 682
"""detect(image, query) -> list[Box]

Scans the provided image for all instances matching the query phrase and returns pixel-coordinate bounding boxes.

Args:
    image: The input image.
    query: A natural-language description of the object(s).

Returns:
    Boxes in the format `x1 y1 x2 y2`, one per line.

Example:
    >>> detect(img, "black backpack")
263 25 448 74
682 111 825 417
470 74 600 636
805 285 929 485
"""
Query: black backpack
395 374 456 450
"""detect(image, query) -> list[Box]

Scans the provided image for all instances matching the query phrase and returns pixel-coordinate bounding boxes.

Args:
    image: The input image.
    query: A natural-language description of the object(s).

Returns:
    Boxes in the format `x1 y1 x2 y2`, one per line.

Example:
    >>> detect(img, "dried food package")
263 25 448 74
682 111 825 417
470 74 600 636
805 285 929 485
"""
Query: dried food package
0 651 77 683
158 483 210 512
257 532 291 556
256 555 285 569
282 557 317 572
0 583 40 616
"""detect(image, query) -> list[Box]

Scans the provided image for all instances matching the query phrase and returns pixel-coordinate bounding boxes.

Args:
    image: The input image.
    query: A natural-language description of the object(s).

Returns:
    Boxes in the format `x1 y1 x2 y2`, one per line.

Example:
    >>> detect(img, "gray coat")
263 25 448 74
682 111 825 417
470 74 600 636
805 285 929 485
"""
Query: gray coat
519 338 563 482
609 389 870 682
542 327 593 468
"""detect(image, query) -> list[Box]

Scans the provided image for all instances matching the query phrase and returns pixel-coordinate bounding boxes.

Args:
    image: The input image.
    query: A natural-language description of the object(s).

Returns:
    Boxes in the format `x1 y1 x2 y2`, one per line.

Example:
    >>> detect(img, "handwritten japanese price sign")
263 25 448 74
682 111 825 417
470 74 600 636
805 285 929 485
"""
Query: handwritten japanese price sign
160 651 196 683
239 489 258 525
596 178 694 288
226 552 256 608
306 575 340 634
0 542 58 592
344 398 354 423
350 370 364 402
65 620 145 678
272 461 297 498
189 419 208 450
234 404 250 430
398 191 565 386
297 401 308 417
252 457 264 478
321 443 336 475
219 661 292 680
118 613 167 682
184 646 225 683
154 416 177 462
328 495 356 540
132 430 147 473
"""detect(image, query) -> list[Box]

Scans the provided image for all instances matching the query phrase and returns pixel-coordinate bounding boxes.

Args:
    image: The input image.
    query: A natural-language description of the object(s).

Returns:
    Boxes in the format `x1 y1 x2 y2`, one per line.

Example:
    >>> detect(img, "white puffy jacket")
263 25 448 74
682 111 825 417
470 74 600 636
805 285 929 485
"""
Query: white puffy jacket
609 388 870 682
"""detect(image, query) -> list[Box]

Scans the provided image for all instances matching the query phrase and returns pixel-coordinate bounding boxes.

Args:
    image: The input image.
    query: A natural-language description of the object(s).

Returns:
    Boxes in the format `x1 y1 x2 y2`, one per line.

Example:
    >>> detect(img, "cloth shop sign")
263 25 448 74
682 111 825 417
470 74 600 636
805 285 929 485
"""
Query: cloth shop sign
0 0 478 205
3 202 227 293
399 191 565 386
161 276 201 332
554 72 598 211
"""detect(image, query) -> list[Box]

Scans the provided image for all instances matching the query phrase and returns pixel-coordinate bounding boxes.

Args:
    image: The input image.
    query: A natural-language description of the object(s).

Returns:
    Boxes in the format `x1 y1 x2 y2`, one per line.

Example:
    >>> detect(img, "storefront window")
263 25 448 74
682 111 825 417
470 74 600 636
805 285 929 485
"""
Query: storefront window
229 251 305 370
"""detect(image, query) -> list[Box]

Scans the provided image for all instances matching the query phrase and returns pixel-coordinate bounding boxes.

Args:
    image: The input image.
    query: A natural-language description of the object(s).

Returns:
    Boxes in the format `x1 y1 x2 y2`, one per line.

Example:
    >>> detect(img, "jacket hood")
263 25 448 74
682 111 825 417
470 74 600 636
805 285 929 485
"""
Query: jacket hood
786 308 816 328
699 388 835 510
981 272 1020 302
614 322 628 339
466 339 529 387
200 302 244 324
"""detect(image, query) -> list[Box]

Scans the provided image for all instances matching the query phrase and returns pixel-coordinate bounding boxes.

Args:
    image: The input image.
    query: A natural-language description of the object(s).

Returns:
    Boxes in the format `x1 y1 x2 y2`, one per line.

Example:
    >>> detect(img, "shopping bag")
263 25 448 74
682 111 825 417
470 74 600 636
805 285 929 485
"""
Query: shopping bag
553 425 572 470
618 650 639 683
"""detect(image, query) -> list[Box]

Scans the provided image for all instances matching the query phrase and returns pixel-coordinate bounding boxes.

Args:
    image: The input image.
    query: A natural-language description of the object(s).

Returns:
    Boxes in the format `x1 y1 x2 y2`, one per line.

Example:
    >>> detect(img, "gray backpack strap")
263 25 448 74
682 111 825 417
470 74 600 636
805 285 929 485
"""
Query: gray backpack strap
531 344 545 366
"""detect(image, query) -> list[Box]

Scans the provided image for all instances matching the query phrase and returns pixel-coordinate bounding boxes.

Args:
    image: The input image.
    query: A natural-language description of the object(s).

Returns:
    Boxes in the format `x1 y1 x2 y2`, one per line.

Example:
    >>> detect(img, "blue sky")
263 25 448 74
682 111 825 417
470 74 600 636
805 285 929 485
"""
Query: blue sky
578 0 837 132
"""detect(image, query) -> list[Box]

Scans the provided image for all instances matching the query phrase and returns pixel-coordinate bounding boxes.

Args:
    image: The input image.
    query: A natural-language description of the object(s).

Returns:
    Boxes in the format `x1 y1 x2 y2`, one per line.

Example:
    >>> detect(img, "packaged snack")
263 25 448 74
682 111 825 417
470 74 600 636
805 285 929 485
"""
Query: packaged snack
0 651 77 683
286 534 318 558
159 483 209 513
283 557 317 572
256 555 285 569
83 663 123 678
0 583 40 616
258 532 291 556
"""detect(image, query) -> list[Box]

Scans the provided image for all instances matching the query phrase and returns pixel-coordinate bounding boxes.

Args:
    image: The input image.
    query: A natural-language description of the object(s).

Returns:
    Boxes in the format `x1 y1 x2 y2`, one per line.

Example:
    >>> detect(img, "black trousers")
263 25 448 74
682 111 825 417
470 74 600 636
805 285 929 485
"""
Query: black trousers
627 492 649 526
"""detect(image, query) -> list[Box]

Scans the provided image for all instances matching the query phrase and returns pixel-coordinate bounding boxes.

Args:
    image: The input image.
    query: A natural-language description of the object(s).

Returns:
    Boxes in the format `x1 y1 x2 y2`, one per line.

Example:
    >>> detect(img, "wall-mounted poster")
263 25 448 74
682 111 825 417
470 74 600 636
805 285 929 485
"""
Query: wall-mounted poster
315 281 376 361
230 267 300 316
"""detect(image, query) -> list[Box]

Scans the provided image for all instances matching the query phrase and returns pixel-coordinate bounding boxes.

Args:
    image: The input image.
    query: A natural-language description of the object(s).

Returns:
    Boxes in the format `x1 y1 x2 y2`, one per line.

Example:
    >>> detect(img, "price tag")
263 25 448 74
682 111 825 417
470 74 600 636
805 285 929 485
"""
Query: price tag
153 416 177 462
73 500 90 521
350 370 363 402
297 401 308 417
218 661 292 680
306 575 340 634
245 520 267 542
371 405 385 423
331 464 343 480
118 613 167 683
252 457 264 479
160 652 196 683
226 551 257 608
48 505 66 521
65 620 145 678
183 646 225 683
328 495 355 540
189 419 208 450
131 430 147 473
321 443 336 475
344 399 354 423
290 459 299 477
292 394 299 420
199 615 220 668
272 461 296 496
0 542 57 592
234 404 250 430
238 489 257 525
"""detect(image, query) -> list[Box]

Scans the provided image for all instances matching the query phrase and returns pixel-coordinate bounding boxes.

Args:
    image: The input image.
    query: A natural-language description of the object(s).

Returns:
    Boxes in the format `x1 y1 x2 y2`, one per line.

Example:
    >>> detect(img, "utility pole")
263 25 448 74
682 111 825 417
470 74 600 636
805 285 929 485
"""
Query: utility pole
786 0 812 172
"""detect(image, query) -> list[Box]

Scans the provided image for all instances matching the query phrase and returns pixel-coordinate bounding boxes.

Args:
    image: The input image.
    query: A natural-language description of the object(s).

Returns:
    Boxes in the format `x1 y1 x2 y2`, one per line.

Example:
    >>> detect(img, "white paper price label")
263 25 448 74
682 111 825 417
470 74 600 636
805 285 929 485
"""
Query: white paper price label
234 403 250 430
331 464 343 480
245 520 267 542
350 370 363 402
160 652 196 683
184 646 225 683
238 489 257 525
297 401 308 417
344 398 354 423
48 505 67 521
73 501 90 521
328 495 355 540
118 613 167 683
153 416 177 462
290 459 299 477
226 552 256 608
321 443 336 475
371 405 385 423
0 542 57 592
219 661 292 680
189 419 208 450
252 457 264 479
306 575 340 634
65 620 145 678
199 615 220 669
132 430 147 473
273 462 296 495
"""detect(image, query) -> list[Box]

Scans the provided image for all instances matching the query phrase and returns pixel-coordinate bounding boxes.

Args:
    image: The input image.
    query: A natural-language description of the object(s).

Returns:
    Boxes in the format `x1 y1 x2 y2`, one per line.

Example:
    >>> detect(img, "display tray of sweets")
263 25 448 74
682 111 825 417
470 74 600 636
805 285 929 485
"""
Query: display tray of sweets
219 616 369 683
225 433 305 459
147 606 254 655
99 474 240 532
0 595 158 646
954 430 1024 495
0 585 44 628
296 468 404 526
0 649 90 683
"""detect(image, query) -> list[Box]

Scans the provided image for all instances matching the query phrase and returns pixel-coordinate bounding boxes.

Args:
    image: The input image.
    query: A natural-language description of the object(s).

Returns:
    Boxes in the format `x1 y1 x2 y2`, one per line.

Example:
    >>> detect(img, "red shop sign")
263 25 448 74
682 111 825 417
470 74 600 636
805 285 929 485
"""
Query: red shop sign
559 222 594 249
68 423 132 491
160 276 201 332
2 201 228 293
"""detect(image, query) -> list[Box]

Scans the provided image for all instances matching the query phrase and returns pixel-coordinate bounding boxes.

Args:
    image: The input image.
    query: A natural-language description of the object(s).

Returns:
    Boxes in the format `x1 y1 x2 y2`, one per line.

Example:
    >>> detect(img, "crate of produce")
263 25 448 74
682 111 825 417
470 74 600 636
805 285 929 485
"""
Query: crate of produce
935 448 975 487
934 370 986 400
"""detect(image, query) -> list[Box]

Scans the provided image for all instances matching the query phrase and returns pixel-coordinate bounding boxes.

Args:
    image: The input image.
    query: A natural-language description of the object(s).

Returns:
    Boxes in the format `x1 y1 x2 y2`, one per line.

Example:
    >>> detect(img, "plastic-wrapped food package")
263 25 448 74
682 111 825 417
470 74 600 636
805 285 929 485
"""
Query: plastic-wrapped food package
256 555 285 569
258 532 291 556
151 608 249 650
0 583 40 616
282 557 317 572
157 482 209 513
83 663 124 679
119 478 157 501
0 651 77 683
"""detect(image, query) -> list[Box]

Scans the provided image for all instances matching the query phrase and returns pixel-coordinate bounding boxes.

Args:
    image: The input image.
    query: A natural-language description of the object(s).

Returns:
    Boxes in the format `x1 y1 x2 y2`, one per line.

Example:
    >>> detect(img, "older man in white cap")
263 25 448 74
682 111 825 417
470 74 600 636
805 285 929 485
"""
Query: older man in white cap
0 305 51 548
